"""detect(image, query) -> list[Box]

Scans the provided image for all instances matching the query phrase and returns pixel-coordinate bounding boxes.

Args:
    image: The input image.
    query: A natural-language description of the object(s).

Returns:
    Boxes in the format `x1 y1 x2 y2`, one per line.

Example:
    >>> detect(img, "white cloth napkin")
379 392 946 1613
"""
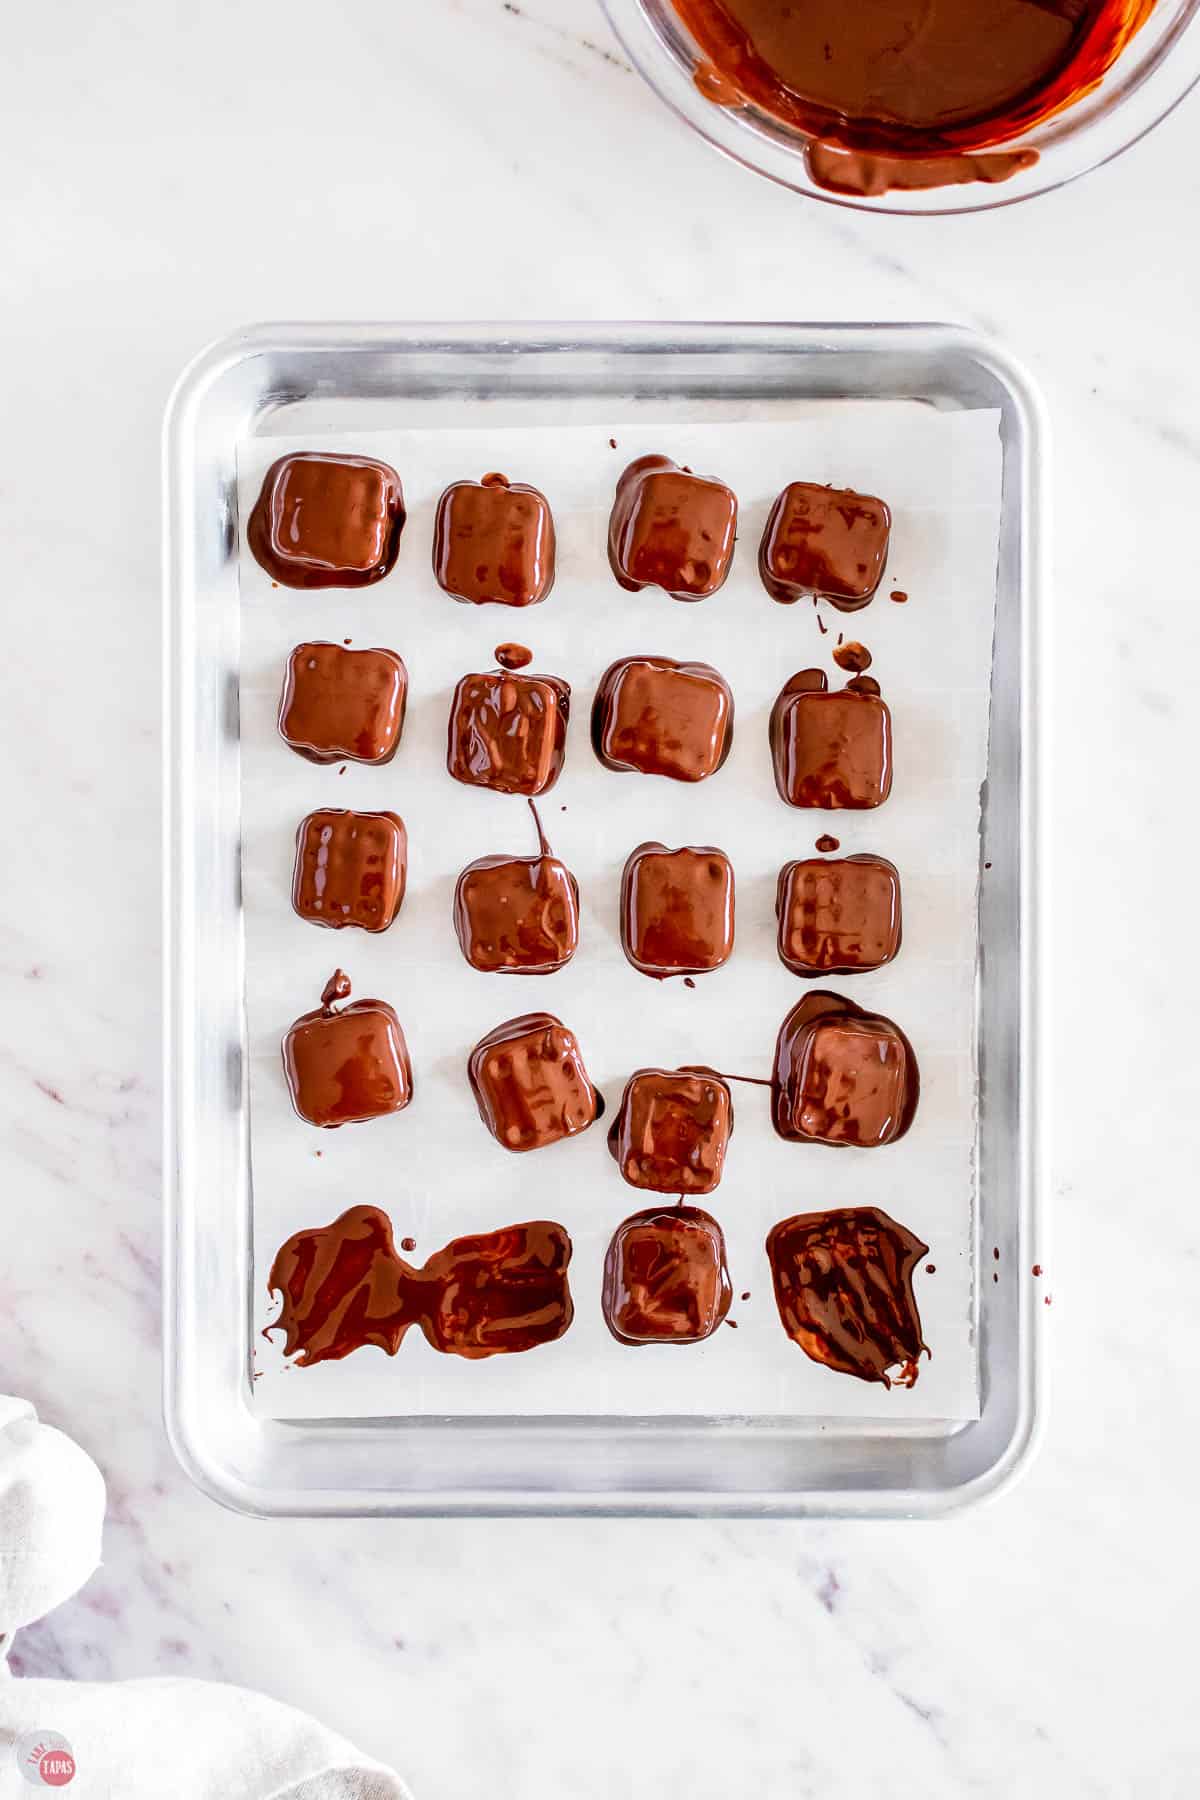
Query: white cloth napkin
0 1678 410 1798
0 1399 105 1642
0 1397 409 1798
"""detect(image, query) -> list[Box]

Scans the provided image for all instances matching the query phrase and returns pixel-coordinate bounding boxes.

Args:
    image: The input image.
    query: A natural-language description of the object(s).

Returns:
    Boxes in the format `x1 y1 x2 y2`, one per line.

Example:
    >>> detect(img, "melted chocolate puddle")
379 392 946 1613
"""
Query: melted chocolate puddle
266 1204 573 1364
766 1205 929 1386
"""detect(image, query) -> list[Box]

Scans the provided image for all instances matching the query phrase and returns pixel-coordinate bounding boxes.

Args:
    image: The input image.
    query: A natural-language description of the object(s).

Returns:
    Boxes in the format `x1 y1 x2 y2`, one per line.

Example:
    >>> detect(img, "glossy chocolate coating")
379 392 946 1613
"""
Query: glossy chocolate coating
608 455 738 601
468 1012 601 1153
621 842 735 978
776 854 902 976
772 991 919 1148
453 802 579 974
766 1206 928 1387
602 1205 733 1345
607 1067 733 1195
267 1204 573 1366
669 0 1144 197
292 809 407 933
247 453 405 589
591 656 734 783
447 670 570 797
433 474 556 608
278 641 408 765
282 970 413 1128
770 669 892 809
760 483 891 610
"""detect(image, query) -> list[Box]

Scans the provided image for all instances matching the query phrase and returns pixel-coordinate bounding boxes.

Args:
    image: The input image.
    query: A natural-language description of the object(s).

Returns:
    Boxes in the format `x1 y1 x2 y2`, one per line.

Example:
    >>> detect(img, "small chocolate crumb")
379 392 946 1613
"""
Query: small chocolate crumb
993 1246 1000 1260
984 861 993 870
741 1291 751 1301
494 641 533 671
1044 1294 1053 1307
314 1150 323 1159
400 1236 416 1252
816 614 828 636
925 1263 936 1275
815 834 840 853
832 640 872 675
609 438 617 449
1032 1264 1043 1277
683 977 696 989
993 1272 999 1283
725 1318 738 1329
890 590 908 603
338 765 347 775
343 637 352 645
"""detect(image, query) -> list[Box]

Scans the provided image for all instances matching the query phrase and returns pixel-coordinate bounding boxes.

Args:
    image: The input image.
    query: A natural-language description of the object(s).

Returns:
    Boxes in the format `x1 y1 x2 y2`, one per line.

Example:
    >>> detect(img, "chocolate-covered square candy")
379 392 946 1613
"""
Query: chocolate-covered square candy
468 1012 601 1153
447 669 570 796
770 670 892 810
278 641 408 765
766 1206 928 1387
453 802 579 974
760 482 891 610
247 452 405 589
621 842 734 978
292 808 407 932
608 455 738 602
607 1067 733 1195
772 992 918 1148
282 971 413 1128
433 473 556 608
776 854 902 976
591 656 733 783
602 1206 732 1345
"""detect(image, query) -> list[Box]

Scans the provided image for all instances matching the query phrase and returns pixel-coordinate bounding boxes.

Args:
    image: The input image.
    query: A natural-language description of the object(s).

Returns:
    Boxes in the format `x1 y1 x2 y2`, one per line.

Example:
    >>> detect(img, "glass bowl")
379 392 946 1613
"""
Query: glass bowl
600 0 1200 214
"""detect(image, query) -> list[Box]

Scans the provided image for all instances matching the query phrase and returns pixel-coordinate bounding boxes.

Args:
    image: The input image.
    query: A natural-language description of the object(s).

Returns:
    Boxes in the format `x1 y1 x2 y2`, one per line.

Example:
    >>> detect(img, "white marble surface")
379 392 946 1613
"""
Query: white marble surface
2 1 1199 1794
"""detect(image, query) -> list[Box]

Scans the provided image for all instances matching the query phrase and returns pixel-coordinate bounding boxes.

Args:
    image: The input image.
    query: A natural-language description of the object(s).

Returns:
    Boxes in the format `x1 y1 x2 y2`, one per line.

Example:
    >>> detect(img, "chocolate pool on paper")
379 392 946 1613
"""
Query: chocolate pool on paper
602 1206 733 1346
468 1012 602 1153
608 1067 733 1195
620 842 735 978
776 854 902 976
772 990 918 1147
770 668 893 809
247 452 405 589
766 1206 928 1387
433 473 556 608
282 970 413 1129
592 656 733 783
278 642 408 765
760 483 891 609
453 801 579 974
292 809 407 933
608 455 738 601
447 669 570 796
266 1204 573 1365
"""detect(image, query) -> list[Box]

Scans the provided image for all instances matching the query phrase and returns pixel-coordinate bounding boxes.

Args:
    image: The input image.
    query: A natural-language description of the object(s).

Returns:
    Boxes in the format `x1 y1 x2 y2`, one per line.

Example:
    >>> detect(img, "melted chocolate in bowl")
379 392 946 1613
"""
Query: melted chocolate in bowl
664 0 1157 194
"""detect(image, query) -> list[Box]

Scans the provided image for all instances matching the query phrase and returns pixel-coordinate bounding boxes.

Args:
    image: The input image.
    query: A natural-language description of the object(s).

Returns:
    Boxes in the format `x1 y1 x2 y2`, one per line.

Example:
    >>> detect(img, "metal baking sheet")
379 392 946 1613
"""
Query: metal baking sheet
163 323 1047 1516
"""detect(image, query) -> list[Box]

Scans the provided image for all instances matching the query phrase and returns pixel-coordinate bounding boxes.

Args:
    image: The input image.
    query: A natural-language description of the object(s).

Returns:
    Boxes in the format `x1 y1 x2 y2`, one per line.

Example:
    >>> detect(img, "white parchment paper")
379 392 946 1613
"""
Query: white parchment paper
238 406 1000 1422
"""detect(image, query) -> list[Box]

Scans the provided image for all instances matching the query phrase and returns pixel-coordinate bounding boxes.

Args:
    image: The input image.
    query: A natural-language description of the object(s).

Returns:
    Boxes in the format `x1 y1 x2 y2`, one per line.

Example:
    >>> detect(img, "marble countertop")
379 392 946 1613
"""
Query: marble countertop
3 1 1198 1794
